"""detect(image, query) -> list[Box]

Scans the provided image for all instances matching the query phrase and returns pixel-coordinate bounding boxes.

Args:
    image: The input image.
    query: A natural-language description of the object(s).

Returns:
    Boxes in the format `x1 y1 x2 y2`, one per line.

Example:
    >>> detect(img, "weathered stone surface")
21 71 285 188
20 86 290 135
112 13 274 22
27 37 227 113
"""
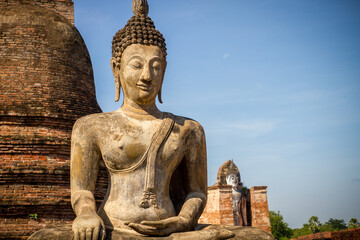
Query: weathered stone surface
29 224 274 240
70 42 208 238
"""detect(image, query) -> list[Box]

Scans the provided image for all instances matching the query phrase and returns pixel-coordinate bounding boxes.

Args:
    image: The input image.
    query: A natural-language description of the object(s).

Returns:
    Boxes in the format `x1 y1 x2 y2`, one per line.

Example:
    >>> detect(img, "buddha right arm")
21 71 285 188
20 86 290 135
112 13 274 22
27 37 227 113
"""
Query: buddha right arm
70 118 104 240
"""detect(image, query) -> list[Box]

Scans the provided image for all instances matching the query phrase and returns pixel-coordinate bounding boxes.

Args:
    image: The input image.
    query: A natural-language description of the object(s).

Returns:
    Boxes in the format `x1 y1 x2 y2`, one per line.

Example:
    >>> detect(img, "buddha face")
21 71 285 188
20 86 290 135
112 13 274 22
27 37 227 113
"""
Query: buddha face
226 174 239 187
117 44 166 106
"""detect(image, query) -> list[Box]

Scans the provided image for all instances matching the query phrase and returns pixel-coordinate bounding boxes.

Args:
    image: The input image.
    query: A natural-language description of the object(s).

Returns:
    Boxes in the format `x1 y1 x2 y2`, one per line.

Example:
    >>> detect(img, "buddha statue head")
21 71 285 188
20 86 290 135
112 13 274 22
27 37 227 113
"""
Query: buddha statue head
110 0 167 106
225 161 241 189
217 160 242 189
226 173 240 188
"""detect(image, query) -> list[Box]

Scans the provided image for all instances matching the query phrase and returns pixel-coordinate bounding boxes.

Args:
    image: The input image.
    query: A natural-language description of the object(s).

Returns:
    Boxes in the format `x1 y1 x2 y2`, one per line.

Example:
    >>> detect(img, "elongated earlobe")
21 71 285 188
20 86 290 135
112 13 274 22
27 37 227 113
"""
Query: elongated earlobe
115 77 121 102
158 88 163 104
158 61 166 104
111 58 121 102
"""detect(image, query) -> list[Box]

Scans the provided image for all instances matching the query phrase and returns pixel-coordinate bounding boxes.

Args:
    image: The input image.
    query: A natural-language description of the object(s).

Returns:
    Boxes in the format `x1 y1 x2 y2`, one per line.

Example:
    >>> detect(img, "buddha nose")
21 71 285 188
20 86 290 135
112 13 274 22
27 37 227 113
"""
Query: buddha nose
140 65 152 82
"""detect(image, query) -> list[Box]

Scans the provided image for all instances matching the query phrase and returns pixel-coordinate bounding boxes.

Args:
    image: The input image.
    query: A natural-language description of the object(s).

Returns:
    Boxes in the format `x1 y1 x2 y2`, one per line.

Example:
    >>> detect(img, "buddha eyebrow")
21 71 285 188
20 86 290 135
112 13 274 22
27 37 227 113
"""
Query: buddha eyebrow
126 55 162 62
127 55 143 62
148 56 164 65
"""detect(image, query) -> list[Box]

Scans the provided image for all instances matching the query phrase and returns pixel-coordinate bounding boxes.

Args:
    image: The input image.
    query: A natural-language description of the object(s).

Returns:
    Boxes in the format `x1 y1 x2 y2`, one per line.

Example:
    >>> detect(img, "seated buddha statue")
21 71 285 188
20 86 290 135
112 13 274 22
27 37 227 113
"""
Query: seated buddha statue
29 1 274 239
70 1 208 238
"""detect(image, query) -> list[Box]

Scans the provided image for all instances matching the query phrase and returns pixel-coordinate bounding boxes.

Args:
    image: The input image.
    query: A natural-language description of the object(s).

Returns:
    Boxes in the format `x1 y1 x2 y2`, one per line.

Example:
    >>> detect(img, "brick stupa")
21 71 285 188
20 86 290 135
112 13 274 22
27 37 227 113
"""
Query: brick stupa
0 1 107 238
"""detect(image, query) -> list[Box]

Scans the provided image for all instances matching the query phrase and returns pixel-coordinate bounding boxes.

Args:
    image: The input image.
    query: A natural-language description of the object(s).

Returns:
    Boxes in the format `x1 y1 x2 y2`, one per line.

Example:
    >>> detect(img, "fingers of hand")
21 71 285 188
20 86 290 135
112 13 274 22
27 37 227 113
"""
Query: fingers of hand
128 223 157 235
79 228 86 240
98 218 106 240
93 227 100 240
86 228 92 240
74 227 100 240
140 216 180 228
128 223 173 236
74 229 79 240
140 220 167 229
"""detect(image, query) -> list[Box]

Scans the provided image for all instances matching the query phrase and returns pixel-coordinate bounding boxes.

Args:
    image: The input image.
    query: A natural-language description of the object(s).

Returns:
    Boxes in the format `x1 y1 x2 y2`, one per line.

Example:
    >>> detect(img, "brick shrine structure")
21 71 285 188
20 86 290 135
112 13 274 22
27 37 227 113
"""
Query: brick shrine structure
199 161 271 234
250 186 271 233
198 185 235 225
290 227 360 240
0 1 107 239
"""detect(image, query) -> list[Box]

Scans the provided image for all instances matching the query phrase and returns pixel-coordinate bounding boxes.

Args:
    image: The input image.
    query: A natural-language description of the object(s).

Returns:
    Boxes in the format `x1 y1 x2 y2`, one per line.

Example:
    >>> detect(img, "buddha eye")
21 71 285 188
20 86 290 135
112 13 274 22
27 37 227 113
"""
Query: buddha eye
129 60 142 69
152 61 161 70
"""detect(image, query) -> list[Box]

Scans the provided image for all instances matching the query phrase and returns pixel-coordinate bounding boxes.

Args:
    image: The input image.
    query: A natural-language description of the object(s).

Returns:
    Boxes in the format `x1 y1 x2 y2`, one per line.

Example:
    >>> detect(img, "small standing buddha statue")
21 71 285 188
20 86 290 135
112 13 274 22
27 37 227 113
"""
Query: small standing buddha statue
225 161 249 227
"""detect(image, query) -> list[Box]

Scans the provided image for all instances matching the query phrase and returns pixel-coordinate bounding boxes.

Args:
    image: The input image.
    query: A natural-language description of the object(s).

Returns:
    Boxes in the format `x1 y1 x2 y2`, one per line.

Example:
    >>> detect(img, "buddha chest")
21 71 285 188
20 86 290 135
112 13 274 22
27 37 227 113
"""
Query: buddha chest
98 116 185 173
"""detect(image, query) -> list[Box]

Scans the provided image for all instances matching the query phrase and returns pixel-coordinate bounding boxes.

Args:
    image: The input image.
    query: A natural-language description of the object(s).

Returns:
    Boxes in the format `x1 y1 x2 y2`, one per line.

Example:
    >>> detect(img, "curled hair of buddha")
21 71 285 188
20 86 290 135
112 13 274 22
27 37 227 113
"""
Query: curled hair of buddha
112 0 167 69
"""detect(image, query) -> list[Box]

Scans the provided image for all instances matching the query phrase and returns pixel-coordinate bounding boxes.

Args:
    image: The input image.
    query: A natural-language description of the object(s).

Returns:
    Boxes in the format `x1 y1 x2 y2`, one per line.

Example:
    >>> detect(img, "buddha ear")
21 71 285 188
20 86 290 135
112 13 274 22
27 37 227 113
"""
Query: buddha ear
157 61 167 104
111 57 121 102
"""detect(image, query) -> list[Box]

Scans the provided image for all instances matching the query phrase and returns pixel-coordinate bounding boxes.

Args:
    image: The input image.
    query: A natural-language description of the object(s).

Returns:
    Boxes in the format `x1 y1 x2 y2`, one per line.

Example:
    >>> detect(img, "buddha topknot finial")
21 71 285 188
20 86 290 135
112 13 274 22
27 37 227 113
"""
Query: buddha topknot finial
132 0 149 17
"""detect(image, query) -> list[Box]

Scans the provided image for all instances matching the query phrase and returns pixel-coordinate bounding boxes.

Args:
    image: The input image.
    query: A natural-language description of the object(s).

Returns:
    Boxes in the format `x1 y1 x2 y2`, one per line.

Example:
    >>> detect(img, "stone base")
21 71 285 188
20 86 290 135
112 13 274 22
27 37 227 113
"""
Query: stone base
28 224 274 240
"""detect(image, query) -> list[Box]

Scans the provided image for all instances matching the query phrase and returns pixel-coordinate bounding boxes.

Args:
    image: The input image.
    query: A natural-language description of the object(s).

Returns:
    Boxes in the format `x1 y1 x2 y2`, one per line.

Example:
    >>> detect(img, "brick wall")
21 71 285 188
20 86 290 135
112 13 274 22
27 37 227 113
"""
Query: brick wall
0 0 74 25
0 3 100 120
0 219 73 240
292 227 360 240
250 186 271 233
0 2 105 239
198 185 234 225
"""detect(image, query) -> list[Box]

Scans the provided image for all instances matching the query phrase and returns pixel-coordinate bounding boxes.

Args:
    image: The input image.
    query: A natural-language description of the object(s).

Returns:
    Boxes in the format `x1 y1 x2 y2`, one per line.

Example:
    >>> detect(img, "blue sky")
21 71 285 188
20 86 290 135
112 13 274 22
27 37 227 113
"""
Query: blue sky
73 0 360 228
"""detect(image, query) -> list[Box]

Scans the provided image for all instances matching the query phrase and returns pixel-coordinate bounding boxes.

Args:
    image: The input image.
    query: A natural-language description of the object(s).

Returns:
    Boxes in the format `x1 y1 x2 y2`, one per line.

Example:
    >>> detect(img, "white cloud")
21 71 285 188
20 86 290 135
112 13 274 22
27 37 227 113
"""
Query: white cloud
223 53 230 59
227 120 280 137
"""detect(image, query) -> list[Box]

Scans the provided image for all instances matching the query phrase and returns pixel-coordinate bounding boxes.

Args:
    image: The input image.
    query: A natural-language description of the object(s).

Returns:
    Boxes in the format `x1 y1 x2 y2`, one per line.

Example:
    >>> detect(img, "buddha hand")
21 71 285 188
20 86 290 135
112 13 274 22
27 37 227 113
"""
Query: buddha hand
127 216 190 236
72 212 105 240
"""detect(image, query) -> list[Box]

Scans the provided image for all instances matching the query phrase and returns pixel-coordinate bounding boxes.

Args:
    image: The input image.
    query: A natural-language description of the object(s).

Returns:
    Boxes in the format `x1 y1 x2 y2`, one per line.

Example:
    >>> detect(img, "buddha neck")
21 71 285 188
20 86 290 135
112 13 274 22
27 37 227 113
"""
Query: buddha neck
118 101 163 120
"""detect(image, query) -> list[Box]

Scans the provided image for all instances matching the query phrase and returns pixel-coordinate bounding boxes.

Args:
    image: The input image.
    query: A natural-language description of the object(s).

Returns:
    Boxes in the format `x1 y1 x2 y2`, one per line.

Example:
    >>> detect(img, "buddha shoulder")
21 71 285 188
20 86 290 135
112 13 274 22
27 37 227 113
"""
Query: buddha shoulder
172 114 205 140
72 112 125 137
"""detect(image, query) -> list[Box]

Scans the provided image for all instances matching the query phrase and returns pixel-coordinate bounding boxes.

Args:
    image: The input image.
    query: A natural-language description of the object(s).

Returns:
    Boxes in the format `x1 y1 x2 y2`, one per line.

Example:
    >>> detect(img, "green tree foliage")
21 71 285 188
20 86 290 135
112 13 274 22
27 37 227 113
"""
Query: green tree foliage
324 218 347 231
348 218 360 229
269 210 293 240
319 223 335 233
292 224 312 238
29 213 38 220
308 216 321 234
292 217 358 239
270 213 359 239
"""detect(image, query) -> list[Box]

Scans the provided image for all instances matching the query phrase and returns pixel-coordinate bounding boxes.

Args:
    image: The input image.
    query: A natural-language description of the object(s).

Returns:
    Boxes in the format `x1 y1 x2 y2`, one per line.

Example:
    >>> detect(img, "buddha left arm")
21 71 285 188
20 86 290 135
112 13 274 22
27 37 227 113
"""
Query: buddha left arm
176 121 207 227
129 121 207 235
